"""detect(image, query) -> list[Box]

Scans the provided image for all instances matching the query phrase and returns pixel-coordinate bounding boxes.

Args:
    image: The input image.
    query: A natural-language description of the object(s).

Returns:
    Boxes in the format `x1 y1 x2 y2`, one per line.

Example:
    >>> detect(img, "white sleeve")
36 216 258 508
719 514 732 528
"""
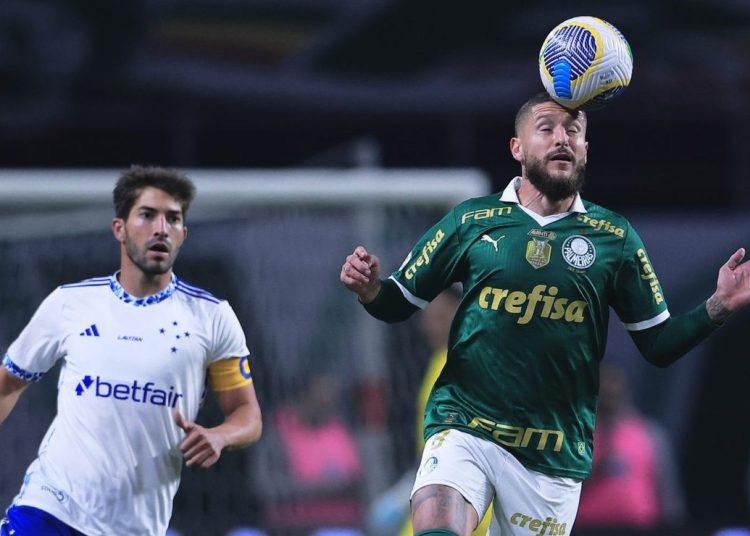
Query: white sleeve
209 300 250 364
3 288 67 381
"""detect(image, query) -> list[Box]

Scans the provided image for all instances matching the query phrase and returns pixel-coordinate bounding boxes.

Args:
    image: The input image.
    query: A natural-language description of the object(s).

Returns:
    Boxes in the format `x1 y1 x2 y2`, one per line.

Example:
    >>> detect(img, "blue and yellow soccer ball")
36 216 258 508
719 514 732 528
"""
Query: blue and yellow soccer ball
539 16 633 110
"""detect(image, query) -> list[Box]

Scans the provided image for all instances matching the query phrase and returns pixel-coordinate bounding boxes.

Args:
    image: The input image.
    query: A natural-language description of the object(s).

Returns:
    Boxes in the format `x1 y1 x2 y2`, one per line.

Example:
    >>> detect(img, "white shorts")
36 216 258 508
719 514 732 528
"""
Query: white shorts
411 429 581 536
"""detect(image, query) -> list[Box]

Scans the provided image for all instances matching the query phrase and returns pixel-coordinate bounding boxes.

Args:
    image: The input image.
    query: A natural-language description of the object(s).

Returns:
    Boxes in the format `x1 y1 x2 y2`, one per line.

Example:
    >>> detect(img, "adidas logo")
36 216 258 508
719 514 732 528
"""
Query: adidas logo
79 324 100 337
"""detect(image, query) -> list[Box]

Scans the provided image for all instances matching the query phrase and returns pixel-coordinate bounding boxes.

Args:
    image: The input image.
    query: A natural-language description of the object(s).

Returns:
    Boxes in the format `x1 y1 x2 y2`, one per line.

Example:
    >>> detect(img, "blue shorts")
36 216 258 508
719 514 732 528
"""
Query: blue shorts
1 505 86 536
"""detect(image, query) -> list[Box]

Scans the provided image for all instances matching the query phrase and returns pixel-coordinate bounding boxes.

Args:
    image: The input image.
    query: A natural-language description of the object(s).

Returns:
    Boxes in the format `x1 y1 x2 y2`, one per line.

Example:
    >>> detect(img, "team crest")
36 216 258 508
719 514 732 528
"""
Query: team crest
562 235 596 269
525 238 551 269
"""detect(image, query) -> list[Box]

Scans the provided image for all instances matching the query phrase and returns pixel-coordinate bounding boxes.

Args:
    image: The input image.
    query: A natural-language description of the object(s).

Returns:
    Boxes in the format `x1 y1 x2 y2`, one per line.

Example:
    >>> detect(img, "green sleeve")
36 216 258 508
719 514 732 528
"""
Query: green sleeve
361 278 419 323
362 205 463 323
629 301 720 367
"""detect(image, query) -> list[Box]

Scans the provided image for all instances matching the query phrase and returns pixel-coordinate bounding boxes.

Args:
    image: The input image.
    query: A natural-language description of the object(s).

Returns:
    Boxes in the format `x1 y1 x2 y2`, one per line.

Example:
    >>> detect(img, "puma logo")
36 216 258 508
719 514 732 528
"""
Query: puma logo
481 234 505 252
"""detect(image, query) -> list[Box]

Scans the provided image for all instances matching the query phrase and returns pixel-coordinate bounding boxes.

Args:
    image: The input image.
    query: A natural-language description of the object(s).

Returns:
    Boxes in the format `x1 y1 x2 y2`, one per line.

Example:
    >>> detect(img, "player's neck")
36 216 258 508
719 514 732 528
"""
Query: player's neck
517 180 576 217
118 266 173 298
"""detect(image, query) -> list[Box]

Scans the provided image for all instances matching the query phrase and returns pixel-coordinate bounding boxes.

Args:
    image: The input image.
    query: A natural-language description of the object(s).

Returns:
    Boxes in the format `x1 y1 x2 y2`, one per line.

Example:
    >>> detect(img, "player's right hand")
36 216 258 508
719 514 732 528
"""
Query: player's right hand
341 245 381 303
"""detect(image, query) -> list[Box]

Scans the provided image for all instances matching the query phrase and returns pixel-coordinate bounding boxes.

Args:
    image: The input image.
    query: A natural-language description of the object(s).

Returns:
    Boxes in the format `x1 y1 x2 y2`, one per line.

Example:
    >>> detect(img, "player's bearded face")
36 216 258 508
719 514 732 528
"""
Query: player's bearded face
123 228 181 276
119 187 187 277
523 153 586 202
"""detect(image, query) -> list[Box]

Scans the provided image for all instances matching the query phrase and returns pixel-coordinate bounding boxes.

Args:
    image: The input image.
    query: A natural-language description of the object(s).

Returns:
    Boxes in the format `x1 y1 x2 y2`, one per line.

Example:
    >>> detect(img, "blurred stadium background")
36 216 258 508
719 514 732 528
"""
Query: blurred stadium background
1 0 749 535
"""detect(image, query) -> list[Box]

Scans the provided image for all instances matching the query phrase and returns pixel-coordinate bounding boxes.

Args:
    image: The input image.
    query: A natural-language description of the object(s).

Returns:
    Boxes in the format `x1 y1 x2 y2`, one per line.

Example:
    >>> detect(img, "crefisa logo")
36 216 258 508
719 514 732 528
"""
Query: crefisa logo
75 375 184 408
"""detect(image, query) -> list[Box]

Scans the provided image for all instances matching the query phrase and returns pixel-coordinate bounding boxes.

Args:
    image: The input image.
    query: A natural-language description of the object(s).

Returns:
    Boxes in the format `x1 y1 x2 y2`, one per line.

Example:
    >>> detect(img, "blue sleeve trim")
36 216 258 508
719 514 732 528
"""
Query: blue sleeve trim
2 355 44 382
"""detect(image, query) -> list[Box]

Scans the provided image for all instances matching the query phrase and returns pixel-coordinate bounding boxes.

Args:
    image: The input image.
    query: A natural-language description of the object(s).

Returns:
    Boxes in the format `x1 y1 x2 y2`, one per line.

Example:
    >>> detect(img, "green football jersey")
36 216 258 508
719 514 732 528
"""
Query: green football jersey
389 179 669 480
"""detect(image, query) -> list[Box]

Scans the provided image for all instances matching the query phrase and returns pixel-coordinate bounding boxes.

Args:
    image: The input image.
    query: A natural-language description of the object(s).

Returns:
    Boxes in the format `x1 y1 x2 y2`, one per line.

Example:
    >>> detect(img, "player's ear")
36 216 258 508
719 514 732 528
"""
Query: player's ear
510 137 523 162
112 218 125 242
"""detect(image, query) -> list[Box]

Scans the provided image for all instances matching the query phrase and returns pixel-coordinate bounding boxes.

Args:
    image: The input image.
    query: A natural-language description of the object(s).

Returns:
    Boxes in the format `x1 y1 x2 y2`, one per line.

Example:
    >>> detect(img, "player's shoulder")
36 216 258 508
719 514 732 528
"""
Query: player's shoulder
454 192 510 211
173 277 225 306
450 192 514 222
33 275 112 311
58 275 112 293
579 200 635 232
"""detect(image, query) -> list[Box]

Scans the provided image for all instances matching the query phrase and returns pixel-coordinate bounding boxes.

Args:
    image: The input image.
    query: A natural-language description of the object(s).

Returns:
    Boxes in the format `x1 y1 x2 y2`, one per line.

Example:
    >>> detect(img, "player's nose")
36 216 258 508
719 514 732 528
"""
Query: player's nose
152 214 169 235
553 125 569 146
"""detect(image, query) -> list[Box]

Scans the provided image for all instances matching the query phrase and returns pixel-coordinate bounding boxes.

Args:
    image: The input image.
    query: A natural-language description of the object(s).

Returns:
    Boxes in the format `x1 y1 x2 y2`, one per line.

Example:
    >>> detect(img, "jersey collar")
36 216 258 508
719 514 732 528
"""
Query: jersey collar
500 177 586 226
109 272 178 306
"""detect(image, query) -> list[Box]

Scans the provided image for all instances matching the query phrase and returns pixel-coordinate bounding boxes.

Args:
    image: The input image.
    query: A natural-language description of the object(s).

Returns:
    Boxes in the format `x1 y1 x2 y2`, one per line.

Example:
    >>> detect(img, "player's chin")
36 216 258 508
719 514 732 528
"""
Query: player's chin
546 162 574 176
143 258 175 275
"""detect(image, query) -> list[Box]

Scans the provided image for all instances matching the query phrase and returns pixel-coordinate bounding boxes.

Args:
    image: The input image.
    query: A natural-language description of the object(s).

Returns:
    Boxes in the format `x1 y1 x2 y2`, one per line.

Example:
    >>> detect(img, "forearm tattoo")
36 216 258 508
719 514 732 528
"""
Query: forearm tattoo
707 295 730 324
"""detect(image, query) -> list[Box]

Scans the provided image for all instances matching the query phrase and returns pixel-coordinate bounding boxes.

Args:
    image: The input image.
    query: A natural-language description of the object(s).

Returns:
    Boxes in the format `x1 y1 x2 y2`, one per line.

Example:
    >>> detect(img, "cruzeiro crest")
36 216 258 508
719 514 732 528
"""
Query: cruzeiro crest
562 235 596 269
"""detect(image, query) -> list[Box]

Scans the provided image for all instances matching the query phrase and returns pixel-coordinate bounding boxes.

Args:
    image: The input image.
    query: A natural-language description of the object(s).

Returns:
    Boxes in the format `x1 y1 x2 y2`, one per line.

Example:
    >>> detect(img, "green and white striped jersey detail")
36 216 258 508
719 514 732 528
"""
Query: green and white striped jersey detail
391 178 669 480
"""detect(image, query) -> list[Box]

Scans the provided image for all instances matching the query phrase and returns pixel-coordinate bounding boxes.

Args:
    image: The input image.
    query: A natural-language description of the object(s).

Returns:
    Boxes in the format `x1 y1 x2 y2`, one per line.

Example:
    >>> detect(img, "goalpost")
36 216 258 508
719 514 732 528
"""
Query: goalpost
0 168 490 533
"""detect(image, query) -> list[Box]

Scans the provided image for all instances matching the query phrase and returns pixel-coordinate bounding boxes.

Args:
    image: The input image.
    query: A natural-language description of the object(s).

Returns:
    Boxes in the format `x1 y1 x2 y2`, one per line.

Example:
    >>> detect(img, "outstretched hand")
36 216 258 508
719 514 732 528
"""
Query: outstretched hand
340 245 382 303
707 248 750 324
174 410 226 469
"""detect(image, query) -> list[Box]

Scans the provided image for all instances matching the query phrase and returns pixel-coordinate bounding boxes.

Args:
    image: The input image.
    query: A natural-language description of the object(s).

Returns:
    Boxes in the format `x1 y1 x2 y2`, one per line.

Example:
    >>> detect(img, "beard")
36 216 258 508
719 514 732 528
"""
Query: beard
524 154 586 202
124 237 175 277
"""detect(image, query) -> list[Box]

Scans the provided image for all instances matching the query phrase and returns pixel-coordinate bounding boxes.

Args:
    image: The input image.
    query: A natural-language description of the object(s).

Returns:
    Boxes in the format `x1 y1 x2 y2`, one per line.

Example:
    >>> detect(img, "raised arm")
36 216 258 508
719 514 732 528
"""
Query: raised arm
340 245 382 303
630 248 750 367
706 248 750 324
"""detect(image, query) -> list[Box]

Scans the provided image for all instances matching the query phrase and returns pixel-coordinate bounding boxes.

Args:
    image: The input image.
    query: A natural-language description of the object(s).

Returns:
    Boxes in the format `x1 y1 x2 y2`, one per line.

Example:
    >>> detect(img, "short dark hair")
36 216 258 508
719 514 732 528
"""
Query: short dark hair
113 165 196 220
514 92 586 136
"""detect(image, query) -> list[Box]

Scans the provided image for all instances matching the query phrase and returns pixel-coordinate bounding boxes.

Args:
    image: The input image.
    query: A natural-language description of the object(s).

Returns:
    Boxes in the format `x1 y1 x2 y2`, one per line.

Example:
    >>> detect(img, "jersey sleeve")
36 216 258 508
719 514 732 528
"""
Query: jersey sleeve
209 301 250 363
3 288 67 381
389 207 463 307
611 224 670 331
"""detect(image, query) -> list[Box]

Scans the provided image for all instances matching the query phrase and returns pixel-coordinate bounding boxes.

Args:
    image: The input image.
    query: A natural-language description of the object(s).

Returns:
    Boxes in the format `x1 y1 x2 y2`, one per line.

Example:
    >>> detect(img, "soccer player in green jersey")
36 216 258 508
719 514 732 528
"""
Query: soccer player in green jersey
340 93 750 536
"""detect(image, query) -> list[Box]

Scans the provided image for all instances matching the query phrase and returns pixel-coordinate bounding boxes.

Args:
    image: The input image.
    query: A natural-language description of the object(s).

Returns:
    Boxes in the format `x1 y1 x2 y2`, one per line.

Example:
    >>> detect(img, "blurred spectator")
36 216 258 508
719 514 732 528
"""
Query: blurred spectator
369 287 491 535
575 363 685 531
252 373 363 535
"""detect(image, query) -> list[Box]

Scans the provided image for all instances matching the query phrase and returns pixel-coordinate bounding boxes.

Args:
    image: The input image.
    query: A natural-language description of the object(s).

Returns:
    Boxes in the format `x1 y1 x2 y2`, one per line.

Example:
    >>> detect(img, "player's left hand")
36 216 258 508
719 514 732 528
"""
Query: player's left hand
174 410 226 469
708 247 750 323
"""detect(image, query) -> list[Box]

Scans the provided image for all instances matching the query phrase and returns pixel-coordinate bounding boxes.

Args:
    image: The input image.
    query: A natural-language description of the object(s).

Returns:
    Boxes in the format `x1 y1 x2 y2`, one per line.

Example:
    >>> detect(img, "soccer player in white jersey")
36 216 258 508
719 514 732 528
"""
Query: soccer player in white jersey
340 93 750 536
0 166 263 536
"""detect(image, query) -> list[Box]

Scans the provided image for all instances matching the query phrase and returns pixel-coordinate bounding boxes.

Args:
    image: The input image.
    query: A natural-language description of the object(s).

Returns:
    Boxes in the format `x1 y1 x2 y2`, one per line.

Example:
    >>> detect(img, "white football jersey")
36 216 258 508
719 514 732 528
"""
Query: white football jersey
2 273 250 536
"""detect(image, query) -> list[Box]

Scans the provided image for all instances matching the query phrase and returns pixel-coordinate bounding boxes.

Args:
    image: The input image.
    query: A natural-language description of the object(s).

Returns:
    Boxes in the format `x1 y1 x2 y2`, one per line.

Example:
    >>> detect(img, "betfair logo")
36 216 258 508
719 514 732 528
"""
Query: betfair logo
510 513 568 535
460 206 512 224
404 229 445 280
636 249 664 304
478 284 587 324
577 214 625 237
469 417 564 453
75 376 184 408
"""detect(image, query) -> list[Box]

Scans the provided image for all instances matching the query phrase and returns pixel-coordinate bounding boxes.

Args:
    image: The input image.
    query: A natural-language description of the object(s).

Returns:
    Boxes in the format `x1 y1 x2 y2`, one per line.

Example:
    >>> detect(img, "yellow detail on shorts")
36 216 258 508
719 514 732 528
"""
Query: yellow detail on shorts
510 513 567 535
208 355 252 392
477 284 587 324
469 417 564 453
427 430 451 450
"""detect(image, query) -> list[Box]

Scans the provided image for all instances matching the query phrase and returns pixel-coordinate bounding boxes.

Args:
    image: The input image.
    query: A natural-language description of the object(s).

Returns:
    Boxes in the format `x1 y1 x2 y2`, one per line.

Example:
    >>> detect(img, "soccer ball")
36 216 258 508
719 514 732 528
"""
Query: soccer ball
539 16 633 110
